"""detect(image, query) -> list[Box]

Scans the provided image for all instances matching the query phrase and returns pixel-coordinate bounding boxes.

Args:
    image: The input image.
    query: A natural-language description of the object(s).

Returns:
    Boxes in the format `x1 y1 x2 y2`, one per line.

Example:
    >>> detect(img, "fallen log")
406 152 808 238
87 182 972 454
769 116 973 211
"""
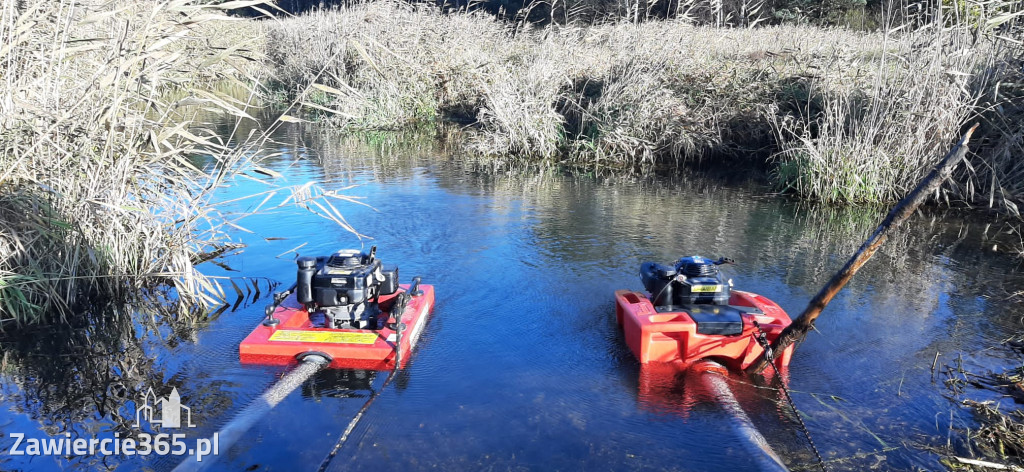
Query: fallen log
747 123 979 373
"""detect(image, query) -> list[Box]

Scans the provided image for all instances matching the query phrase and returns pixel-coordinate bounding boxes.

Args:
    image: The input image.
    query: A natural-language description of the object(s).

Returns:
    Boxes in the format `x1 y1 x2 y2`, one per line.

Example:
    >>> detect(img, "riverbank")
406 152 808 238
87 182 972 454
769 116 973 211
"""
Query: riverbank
0 0 277 324
2 3 1020 315
262 2 1023 209
5 3 1018 311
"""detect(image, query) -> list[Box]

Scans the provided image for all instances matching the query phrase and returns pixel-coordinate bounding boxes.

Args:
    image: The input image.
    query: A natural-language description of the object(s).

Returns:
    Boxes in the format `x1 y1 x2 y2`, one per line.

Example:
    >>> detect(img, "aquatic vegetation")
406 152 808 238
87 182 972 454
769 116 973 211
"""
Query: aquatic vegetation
937 347 1024 471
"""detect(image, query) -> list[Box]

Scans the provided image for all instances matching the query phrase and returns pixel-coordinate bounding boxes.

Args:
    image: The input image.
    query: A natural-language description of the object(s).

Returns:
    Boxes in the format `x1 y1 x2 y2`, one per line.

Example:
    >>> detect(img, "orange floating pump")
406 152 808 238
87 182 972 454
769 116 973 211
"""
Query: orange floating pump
240 246 435 370
614 256 792 372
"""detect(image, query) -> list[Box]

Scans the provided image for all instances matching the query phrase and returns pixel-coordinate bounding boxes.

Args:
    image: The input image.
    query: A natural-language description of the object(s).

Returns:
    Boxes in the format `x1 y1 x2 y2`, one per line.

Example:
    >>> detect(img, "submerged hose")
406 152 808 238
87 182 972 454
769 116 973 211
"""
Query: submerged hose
178 288 416 471
172 354 330 472
692 361 789 472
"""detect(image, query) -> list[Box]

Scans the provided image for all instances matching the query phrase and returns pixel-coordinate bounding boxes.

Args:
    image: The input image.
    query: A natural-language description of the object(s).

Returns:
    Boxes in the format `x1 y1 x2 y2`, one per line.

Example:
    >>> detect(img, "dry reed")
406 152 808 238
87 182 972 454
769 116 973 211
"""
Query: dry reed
0 0 352 325
263 1 1023 211
264 3 881 161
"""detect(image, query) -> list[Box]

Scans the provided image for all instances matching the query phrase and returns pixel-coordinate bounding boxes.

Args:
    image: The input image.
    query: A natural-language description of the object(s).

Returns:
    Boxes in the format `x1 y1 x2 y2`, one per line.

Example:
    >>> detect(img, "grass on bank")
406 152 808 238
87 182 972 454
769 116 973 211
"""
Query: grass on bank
264 3 882 162
263 1 1024 209
0 0 248 323
0 0 353 325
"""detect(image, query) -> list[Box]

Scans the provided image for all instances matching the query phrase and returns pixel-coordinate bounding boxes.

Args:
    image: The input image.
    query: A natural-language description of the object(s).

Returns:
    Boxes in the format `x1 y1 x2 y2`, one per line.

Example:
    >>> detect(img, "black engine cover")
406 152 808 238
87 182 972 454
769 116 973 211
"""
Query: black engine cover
296 247 400 329
640 256 731 307
310 250 381 307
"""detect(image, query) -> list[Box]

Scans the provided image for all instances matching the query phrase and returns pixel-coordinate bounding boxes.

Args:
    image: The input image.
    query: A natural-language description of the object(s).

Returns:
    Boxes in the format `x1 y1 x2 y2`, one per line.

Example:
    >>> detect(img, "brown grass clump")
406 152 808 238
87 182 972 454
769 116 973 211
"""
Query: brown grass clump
961 399 1024 464
941 357 1024 471
771 14 1022 205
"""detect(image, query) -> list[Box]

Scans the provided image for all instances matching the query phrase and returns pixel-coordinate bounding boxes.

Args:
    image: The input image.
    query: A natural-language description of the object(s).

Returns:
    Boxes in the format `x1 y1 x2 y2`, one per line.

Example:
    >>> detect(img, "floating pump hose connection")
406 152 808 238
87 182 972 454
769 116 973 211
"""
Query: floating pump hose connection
171 353 330 472
174 285 417 471
691 360 790 472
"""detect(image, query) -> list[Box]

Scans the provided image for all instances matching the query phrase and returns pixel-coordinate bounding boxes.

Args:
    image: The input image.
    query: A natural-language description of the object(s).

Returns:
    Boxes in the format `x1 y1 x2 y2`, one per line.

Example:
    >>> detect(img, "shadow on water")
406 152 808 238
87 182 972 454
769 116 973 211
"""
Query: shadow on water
2 121 1024 471
0 301 236 470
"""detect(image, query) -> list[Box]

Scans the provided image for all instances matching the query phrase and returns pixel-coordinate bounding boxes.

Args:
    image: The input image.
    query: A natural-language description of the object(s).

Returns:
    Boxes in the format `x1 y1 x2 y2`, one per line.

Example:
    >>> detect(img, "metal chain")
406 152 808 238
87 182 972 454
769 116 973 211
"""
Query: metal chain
752 321 829 472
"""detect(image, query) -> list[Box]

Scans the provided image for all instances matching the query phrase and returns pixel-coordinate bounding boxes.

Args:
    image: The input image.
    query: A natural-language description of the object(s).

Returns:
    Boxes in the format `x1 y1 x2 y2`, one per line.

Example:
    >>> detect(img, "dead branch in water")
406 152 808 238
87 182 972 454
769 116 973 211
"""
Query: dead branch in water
747 123 980 374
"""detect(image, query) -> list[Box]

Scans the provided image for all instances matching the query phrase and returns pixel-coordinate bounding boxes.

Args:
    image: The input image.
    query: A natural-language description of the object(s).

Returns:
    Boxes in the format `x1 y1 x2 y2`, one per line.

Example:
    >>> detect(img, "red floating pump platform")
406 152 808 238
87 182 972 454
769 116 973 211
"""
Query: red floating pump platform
615 256 792 372
240 247 435 370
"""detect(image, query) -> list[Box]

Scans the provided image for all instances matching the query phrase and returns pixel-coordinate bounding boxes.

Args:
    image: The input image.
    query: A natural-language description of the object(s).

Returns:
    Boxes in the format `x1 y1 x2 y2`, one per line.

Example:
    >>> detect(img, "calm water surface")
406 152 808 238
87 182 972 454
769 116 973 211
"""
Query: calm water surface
1 124 1023 471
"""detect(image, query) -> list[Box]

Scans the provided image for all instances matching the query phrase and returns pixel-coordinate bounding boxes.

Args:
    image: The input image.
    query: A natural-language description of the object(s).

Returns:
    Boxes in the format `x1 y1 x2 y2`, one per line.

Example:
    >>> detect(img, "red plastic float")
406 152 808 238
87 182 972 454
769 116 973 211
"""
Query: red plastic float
615 256 793 372
239 247 435 370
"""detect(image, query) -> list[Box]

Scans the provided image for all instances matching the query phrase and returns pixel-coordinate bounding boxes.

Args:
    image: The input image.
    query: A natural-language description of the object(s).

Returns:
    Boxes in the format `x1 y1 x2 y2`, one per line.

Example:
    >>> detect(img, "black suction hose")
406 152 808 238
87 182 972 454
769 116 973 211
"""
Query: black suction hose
692 361 789 472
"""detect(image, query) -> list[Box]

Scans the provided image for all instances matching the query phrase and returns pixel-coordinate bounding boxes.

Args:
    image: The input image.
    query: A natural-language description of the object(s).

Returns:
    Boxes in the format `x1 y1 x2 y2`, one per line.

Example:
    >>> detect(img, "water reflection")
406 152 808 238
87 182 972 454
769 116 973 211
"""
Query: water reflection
1 121 1023 471
298 126 1024 471
0 302 241 470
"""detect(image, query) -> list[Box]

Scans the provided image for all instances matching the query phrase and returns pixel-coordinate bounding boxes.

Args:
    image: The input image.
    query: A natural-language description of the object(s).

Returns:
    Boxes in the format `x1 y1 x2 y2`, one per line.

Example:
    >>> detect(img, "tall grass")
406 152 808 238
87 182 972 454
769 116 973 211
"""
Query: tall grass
771 4 1024 205
0 0 308 325
264 1 1023 210
264 3 881 164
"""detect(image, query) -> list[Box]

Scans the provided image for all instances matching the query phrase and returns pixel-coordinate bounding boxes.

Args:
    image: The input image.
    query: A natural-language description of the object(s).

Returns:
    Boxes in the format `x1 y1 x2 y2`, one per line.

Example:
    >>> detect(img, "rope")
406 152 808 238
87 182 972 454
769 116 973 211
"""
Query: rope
316 367 398 472
752 320 829 472
318 295 409 472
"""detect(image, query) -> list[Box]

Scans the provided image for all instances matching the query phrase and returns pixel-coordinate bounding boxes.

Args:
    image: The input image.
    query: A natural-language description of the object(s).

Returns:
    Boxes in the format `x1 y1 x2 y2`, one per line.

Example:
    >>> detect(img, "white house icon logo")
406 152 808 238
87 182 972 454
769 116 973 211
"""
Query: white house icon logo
133 387 196 429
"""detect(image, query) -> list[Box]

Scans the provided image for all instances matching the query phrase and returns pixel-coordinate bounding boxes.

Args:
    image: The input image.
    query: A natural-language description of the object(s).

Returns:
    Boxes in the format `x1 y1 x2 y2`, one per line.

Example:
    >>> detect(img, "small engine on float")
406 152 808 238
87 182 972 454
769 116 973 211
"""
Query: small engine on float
640 255 734 309
294 246 400 329
615 254 793 370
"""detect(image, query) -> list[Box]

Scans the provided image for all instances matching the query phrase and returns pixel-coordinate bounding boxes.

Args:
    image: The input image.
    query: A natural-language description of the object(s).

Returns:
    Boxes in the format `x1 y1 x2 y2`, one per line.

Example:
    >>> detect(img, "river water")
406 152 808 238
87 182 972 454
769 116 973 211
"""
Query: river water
1 122 1023 471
